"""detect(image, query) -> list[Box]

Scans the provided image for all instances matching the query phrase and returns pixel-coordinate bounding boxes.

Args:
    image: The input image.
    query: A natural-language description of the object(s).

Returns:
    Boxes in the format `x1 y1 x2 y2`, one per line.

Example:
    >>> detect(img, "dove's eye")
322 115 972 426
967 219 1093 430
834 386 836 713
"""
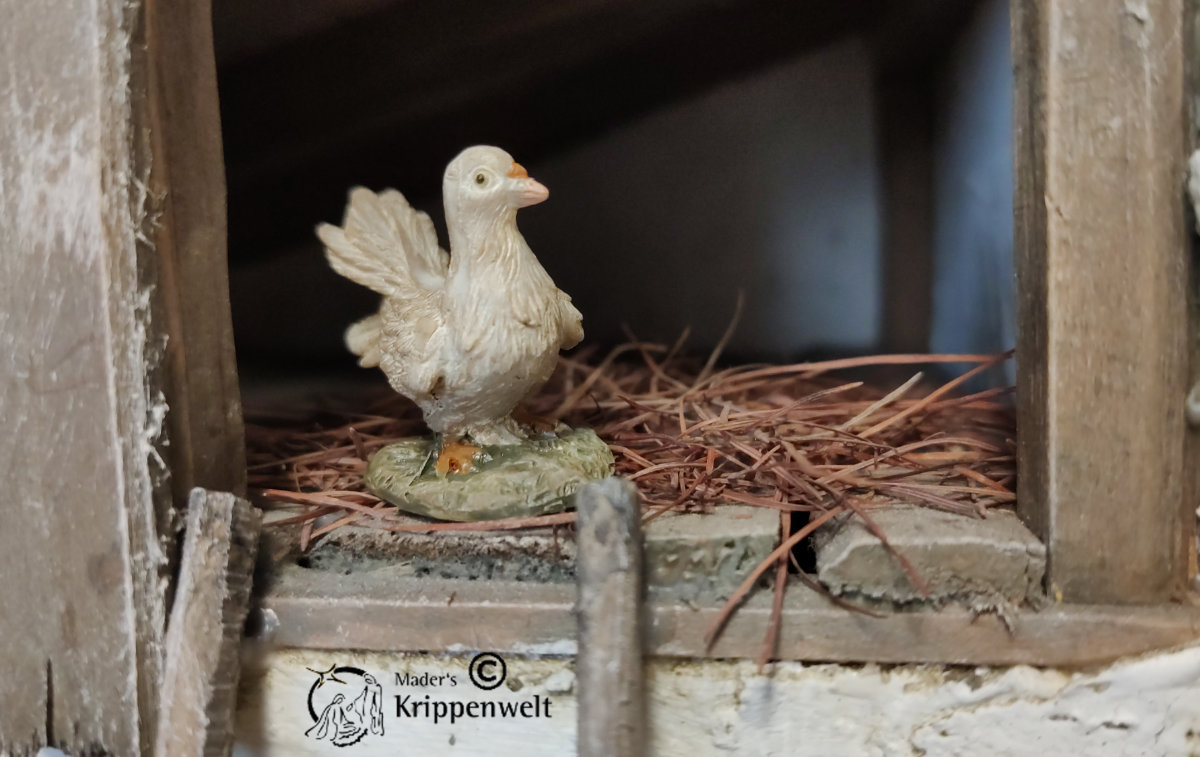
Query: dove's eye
474 173 487 186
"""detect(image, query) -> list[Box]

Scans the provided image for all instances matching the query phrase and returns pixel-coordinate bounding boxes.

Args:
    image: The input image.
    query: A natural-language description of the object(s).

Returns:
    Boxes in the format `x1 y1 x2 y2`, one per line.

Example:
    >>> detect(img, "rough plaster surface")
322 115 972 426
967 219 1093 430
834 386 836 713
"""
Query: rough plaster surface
276 504 777 599
235 644 1200 756
814 506 1046 606
642 505 778 600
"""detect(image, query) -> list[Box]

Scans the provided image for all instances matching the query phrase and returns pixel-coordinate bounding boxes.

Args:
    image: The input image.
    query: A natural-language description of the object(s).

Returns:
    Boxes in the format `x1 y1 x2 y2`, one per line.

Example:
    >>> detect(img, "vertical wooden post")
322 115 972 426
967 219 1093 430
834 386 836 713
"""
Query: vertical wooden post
144 0 247 503
0 1 168 751
0 0 248 752
1012 0 1195 603
575 478 644 757
1189 0 1200 588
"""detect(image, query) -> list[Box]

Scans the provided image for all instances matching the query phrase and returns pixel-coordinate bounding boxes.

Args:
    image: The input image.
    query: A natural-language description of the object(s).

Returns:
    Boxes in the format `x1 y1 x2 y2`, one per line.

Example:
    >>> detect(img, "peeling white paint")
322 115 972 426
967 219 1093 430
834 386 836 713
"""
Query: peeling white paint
1186 150 1200 236
438 639 578 658
505 640 578 657
1122 0 1151 28
237 644 1200 756
0 2 172 750
0 7 106 264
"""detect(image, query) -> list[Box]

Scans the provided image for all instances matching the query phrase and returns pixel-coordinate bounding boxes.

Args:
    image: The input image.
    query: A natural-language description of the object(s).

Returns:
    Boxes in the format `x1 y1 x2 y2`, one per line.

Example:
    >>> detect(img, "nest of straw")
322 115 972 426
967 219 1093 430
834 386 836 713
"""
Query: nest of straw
248 340 1014 663
247 342 1014 546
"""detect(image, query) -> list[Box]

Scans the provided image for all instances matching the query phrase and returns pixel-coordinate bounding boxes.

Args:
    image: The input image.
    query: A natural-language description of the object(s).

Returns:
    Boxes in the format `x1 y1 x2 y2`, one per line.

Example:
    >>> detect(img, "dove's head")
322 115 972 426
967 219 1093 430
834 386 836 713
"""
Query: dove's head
443 146 549 224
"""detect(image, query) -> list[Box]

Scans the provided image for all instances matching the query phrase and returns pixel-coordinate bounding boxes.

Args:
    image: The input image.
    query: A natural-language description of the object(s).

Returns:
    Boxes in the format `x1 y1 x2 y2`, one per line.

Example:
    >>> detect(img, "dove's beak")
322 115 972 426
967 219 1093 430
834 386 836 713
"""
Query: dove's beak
509 162 549 208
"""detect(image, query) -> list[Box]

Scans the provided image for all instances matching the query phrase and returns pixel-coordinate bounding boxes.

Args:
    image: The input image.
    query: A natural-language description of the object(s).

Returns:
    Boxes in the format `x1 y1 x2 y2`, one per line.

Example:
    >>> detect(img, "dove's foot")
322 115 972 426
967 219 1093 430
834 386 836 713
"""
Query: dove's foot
366 428 614 521
434 438 481 475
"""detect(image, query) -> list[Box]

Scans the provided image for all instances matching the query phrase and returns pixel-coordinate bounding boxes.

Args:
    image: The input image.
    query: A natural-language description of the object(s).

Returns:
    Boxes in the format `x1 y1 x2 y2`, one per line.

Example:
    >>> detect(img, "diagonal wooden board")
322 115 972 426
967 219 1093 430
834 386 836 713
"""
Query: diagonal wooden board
156 489 261 757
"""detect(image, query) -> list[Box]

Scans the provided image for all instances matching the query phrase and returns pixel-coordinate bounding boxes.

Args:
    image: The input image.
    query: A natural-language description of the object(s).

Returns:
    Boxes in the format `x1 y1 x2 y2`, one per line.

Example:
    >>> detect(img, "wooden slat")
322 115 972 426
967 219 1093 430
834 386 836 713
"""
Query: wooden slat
575 479 644 757
258 570 1200 668
144 0 246 501
156 490 261 757
1012 0 1195 603
1 0 247 751
0 1 168 752
1186 0 1200 590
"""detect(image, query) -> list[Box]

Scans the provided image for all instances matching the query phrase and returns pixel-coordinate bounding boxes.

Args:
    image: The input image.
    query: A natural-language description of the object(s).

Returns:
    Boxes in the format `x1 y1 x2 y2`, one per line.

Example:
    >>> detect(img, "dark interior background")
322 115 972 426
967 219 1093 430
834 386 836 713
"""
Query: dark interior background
214 0 1014 387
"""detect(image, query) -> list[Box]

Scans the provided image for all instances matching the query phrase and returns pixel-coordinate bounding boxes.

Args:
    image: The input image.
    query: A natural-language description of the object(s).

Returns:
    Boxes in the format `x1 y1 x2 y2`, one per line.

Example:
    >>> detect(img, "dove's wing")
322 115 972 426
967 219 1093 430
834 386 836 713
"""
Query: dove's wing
345 312 383 368
557 291 584 350
318 187 447 298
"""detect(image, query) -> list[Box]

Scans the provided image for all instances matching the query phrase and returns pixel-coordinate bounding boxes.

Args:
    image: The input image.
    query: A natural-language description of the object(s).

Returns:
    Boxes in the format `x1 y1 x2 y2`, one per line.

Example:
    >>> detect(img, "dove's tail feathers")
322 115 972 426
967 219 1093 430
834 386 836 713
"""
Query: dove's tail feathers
318 187 448 298
345 312 384 368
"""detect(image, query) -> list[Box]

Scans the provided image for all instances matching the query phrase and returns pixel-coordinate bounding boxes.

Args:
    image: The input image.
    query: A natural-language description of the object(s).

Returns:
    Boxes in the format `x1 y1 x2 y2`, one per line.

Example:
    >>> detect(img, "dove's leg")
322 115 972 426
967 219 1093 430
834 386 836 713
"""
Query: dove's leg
433 416 530 475
462 415 527 445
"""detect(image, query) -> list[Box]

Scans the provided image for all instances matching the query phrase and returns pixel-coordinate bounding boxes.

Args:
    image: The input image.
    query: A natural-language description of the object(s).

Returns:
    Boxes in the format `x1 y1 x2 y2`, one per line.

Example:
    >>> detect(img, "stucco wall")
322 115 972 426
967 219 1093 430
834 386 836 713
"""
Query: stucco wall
235 644 1200 756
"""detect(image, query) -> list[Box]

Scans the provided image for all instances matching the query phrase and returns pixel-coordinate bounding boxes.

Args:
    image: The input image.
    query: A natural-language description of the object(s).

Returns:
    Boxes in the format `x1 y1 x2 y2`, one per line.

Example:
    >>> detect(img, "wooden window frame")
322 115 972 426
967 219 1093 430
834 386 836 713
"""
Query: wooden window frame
2 0 1198 750
1011 0 1197 607
259 0 1200 666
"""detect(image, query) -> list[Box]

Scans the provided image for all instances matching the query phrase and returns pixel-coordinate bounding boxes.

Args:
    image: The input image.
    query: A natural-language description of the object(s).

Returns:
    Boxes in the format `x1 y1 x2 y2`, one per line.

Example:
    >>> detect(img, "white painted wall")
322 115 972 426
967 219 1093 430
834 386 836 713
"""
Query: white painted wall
238 1 1029 370
233 38 884 364
236 644 1200 756
930 0 1017 383
523 39 882 359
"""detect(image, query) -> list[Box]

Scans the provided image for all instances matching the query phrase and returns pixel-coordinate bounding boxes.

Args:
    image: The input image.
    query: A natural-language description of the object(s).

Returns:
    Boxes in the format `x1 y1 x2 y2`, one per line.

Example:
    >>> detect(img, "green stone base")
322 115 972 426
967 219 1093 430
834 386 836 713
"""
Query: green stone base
364 427 614 522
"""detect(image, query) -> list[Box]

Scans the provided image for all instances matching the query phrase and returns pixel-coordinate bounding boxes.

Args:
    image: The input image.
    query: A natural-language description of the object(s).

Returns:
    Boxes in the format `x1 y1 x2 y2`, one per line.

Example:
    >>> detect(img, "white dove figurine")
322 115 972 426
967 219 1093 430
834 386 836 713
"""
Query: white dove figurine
317 146 584 472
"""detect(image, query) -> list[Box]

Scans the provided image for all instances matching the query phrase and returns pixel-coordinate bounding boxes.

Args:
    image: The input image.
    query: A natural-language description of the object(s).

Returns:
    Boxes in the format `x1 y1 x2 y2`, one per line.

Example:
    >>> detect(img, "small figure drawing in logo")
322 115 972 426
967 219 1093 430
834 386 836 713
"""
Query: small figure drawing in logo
304 665 384 747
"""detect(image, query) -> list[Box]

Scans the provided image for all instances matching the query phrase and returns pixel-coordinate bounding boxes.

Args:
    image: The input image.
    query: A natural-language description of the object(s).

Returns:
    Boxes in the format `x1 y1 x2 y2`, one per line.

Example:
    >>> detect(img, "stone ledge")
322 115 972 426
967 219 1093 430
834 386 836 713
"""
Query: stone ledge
266 503 778 601
813 505 1046 607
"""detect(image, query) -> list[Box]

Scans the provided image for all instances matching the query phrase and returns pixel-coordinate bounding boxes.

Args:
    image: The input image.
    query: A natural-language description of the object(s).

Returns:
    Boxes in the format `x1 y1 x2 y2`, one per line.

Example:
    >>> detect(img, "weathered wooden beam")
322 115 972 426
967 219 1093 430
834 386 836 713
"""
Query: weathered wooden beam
0 1 169 752
156 490 261 757
144 0 246 502
575 478 644 757
258 569 1200 669
1 0 248 751
1012 0 1195 603
1185 0 1200 590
